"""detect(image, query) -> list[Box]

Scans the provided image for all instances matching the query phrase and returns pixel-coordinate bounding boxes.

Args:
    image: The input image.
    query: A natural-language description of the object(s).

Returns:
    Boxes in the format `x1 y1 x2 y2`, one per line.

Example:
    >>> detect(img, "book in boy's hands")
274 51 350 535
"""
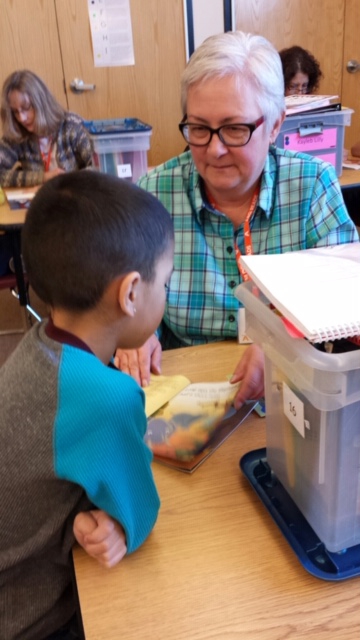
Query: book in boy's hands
237 243 360 344
144 375 257 473
285 94 339 116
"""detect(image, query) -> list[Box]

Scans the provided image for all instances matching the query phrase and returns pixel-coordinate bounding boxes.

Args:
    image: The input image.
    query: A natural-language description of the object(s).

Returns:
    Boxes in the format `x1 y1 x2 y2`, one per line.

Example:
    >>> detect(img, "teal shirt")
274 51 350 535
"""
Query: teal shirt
138 146 358 348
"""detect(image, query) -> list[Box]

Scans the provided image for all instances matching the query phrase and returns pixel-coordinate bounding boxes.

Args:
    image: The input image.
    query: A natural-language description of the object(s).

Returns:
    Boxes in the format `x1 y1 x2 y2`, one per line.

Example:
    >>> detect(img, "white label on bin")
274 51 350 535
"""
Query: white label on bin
117 163 132 179
282 382 310 437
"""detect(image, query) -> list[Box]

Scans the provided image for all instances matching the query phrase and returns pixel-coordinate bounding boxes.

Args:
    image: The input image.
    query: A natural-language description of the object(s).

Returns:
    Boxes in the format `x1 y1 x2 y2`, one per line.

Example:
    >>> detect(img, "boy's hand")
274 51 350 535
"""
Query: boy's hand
230 344 265 410
114 333 162 387
73 510 127 568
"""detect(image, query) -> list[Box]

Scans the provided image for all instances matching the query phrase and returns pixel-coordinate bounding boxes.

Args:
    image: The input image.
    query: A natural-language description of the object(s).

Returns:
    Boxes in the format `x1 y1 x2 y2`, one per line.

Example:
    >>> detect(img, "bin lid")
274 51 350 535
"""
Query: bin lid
84 118 152 135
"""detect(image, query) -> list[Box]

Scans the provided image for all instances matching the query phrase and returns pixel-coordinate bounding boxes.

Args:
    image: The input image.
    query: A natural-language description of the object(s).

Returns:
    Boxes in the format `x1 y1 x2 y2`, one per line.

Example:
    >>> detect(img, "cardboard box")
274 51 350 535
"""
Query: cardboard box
235 281 360 552
276 108 353 177
84 118 152 183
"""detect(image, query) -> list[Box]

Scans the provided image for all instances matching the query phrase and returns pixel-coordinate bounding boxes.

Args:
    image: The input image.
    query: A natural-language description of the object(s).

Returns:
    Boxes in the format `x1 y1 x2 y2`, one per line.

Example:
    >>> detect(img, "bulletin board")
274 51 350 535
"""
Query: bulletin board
183 0 234 59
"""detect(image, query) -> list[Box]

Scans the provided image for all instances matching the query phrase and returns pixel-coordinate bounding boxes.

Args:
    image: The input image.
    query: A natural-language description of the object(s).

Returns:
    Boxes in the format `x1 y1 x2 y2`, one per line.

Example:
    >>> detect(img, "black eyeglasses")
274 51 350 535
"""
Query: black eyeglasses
178 115 266 147
288 82 309 94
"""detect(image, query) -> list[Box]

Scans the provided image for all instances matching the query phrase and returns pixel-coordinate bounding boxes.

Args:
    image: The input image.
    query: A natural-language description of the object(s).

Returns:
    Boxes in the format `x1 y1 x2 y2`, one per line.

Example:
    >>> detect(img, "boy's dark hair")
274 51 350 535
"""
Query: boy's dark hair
22 171 174 311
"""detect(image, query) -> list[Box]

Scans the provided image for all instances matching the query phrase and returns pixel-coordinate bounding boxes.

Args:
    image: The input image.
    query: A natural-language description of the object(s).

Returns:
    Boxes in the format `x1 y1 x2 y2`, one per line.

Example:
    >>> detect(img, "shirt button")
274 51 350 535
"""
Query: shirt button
229 280 236 289
229 315 236 323
227 246 233 254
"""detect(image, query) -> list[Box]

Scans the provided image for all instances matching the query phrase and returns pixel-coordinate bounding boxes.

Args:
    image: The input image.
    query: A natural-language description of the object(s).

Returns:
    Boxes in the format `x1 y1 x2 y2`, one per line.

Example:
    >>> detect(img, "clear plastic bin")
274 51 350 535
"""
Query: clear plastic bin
235 281 360 552
84 118 152 183
276 108 353 177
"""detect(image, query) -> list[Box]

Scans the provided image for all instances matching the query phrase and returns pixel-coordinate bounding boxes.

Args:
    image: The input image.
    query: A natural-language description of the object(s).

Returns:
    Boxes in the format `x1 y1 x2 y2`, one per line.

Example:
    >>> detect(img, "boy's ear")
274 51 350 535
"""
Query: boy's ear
118 271 141 317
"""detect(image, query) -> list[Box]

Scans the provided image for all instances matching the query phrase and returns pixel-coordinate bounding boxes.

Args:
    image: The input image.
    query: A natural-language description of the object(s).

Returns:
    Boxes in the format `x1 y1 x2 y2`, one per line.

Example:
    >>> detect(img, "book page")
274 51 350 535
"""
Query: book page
5 187 37 201
144 374 190 417
145 381 239 461
240 243 360 342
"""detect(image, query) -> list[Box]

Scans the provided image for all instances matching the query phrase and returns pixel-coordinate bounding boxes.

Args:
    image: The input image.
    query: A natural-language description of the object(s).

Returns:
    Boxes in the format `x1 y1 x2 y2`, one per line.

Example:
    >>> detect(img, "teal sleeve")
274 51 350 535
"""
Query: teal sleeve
53 346 160 553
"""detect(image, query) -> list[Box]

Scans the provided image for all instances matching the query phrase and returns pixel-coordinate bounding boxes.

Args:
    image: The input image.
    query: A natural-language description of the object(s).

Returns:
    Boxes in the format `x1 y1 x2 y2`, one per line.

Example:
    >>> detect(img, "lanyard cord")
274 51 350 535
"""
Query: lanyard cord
39 138 53 172
206 185 260 281
233 186 259 281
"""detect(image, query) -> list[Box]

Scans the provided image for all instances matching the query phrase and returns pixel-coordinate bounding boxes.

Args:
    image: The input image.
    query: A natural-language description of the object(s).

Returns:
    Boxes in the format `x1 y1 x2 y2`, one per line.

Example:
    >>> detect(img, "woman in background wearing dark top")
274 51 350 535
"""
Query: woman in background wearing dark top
279 45 323 96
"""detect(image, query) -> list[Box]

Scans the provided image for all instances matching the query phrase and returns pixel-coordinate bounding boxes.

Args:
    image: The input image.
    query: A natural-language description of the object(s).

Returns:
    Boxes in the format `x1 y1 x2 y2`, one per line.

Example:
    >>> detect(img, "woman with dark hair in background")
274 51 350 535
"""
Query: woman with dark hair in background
279 45 323 96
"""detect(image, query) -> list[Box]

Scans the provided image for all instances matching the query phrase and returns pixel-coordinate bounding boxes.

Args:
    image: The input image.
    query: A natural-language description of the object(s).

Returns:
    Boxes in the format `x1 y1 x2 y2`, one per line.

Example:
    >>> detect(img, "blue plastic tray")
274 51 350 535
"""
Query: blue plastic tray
240 448 360 581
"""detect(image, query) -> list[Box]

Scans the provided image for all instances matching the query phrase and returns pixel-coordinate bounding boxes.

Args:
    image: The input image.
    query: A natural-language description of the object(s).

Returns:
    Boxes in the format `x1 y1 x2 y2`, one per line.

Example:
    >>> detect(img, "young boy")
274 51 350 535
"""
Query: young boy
0 171 174 640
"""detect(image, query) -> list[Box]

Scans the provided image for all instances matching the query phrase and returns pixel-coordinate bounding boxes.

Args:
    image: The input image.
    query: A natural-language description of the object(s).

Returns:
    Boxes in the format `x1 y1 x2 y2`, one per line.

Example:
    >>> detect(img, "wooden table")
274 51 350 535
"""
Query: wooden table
339 167 360 188
73 341 360 640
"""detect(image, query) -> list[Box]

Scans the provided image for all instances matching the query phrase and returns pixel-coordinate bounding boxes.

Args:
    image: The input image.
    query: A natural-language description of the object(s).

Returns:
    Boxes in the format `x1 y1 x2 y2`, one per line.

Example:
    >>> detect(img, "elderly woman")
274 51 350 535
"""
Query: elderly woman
0 69 93 187
116 31 358 407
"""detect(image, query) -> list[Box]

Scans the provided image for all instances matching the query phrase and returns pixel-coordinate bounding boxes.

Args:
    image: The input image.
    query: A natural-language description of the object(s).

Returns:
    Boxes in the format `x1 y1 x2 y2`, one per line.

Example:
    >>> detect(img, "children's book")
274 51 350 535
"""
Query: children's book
238 243 360 344
144 375 257 473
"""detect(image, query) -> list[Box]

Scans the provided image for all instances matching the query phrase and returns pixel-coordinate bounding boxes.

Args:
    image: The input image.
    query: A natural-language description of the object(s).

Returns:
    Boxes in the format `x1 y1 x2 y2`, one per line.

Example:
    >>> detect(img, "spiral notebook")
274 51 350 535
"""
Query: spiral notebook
239 243 360 343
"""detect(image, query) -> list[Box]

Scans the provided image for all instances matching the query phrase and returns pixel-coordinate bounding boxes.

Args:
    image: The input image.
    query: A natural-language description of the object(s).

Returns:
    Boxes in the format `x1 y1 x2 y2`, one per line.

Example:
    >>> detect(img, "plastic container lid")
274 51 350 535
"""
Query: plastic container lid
84 118 152 135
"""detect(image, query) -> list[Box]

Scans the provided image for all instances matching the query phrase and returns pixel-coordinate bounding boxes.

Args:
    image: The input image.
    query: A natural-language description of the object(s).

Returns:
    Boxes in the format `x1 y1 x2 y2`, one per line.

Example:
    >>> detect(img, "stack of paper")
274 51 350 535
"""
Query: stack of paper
285 94 340 117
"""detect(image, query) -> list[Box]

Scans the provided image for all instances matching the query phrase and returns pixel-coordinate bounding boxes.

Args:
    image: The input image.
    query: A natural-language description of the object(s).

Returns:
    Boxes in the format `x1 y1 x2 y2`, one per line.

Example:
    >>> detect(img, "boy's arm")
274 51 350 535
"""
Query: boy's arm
74 510 127 568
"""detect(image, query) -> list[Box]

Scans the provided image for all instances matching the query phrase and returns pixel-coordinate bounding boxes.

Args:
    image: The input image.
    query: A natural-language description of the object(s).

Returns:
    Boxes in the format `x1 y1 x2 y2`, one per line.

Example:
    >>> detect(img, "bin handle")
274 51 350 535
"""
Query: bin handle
299 123 323 137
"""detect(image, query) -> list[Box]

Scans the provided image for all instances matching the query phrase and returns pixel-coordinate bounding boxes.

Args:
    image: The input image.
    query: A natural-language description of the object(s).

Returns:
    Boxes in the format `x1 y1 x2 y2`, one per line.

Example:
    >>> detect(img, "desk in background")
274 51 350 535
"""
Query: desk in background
339 168 360 227
73 341 360 640
0 191 40 323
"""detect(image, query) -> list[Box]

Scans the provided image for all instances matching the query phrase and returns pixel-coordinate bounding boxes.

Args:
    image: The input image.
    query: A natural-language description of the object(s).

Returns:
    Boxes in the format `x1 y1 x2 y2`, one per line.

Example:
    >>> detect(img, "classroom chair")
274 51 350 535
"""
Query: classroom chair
0 271 41 335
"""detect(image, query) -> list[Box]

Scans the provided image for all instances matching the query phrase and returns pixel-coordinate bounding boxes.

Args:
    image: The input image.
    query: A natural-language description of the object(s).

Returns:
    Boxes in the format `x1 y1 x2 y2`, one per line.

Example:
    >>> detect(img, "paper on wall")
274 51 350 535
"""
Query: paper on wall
87 0 135 68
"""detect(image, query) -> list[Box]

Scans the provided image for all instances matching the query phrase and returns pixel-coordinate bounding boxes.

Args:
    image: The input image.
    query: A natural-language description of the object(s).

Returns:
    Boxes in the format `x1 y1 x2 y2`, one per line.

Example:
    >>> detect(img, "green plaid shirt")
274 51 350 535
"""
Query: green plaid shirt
138 146 358 349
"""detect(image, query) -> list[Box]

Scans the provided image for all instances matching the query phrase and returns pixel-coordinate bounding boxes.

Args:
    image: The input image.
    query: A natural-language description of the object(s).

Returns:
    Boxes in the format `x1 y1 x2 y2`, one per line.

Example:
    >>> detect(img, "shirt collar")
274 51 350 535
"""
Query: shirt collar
45 316 94 354
258 146 278 218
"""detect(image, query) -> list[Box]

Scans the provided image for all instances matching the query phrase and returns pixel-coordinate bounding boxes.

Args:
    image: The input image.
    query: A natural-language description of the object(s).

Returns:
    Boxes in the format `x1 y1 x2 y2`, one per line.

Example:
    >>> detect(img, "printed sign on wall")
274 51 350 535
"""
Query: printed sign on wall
87 0 135 67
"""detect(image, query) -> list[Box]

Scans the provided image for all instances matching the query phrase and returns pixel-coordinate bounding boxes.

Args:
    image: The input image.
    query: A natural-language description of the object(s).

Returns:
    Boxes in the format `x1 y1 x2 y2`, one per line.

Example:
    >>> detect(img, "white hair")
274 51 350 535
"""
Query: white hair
181 31 285 131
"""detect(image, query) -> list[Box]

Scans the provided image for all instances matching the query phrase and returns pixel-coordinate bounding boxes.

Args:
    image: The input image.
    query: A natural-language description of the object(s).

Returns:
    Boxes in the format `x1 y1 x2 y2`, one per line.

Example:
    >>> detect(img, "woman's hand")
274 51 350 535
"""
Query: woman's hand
230 344 265 409
114 334 162 387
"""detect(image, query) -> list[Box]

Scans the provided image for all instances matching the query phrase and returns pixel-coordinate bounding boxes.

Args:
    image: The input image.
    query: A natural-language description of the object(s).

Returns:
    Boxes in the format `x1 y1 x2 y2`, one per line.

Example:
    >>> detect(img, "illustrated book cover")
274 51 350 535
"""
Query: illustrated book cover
144 375 257 473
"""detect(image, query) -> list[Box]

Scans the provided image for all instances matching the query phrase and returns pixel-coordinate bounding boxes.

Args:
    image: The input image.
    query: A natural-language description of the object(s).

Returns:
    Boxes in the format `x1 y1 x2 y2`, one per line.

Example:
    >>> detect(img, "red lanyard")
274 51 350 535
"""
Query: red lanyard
206 185 259 282
40 140 53 172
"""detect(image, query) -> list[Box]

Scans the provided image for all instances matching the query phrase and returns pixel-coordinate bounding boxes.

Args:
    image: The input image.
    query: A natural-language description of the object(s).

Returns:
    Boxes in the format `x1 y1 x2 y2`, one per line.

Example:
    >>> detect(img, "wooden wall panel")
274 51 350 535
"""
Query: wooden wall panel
0 0 67 136
1 0 358 160
55 0 187 166
341 0 360 150
234 0 345 98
